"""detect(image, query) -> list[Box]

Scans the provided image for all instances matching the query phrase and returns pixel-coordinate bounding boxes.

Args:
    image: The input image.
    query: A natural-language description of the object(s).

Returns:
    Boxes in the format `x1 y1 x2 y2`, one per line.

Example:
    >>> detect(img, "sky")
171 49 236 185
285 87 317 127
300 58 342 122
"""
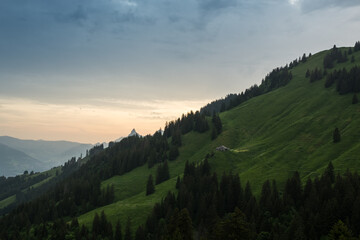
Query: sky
1 0 360 143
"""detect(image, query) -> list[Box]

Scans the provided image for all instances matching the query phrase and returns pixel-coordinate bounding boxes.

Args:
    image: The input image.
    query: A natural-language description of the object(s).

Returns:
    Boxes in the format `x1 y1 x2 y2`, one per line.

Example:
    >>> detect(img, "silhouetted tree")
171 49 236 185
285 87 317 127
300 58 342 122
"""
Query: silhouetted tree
156 161 170 185
333 127 341 143
135 226 145 240
328 220 354 240
354 41 360 52
115 220 122 240
169 145 179 161
124 217 132 240
213 208 251 240
301 53 307 63
146 174 155 196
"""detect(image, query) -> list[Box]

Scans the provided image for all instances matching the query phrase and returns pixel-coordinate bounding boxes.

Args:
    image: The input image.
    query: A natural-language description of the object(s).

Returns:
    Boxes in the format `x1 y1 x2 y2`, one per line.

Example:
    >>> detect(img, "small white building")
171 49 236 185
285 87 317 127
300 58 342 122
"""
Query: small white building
216 145 230 151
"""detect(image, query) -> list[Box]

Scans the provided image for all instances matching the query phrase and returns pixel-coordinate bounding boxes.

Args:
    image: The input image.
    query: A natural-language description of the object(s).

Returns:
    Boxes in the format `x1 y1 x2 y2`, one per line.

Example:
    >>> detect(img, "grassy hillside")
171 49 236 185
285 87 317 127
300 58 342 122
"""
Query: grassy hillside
0 166 62 210
77 46 360 232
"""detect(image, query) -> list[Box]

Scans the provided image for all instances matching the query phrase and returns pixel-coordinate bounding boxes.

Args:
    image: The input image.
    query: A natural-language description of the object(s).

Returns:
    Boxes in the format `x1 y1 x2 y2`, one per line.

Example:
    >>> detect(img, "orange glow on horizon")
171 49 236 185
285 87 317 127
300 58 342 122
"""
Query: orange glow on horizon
0 97 210 143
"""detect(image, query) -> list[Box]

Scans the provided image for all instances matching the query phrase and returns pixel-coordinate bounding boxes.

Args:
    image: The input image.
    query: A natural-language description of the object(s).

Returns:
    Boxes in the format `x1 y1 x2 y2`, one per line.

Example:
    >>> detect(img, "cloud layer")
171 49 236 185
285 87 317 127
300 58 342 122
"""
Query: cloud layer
298 0 360 12
1 0 360 141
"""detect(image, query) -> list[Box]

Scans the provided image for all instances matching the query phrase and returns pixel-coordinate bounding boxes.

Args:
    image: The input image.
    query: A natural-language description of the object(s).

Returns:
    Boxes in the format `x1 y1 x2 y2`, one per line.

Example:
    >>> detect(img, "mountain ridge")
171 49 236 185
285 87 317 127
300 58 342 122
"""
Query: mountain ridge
0 143 44 176
0 136 92 175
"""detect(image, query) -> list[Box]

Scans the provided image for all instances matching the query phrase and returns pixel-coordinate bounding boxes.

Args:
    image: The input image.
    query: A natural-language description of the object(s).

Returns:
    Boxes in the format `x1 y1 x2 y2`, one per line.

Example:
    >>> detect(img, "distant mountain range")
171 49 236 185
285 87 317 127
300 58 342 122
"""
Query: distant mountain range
0 136 92 177
0 143 44 177
0 129 144 177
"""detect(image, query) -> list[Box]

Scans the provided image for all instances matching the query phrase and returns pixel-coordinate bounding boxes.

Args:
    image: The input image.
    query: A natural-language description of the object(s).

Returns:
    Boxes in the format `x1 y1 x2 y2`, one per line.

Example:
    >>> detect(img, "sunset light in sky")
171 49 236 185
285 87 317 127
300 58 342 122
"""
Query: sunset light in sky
1 0 360 143
0 98 209 143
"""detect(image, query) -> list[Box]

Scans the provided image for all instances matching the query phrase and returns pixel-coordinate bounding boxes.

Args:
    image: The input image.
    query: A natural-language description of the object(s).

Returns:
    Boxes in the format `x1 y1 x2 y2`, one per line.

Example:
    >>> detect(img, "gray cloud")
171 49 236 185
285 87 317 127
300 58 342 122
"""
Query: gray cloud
68 5 88 24
300 0 360 12
0 0 360 107
198 0 237 12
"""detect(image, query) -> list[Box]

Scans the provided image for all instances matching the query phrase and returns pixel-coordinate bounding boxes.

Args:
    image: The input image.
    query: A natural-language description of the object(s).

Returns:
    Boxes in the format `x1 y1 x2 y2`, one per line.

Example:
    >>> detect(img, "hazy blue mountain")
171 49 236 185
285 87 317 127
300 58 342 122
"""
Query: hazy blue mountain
0 136 92 173
0 143 44 177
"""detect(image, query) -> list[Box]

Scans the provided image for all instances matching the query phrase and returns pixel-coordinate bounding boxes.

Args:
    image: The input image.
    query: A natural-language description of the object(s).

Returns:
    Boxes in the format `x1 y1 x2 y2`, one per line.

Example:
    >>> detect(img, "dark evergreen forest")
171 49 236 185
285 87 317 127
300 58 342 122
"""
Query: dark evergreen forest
2 158 359 240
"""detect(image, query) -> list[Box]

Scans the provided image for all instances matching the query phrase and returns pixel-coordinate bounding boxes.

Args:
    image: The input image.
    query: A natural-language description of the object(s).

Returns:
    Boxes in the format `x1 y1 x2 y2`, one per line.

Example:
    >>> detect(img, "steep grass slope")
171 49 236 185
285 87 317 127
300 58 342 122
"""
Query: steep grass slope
78 47 360 232
0 166 62 210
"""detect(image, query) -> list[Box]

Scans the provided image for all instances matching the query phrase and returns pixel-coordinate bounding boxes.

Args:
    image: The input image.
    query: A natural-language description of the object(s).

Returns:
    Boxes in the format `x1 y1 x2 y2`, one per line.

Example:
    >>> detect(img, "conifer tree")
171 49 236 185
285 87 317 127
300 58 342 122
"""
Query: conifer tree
147 149 156 169
146 174 155 196
80 225 89 239
324 162 335 183
178 208 193 240
92 213 101 237
301 53 307 63
115 220 122 240
171 128 182 146
169 145 179 161
220 102 226 112
155 160 170 184
124 217 132 240
176 176 181 189
214 208 250 240
244 181 253 203
212 112 222 135
333 127 341 143
328 220 354 240
135 226 146 240
354 41 360 52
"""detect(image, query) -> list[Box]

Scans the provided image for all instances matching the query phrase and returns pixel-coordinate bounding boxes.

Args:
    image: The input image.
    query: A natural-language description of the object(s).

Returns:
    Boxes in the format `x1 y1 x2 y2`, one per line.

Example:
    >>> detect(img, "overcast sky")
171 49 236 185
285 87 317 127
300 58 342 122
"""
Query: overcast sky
1 0 360 143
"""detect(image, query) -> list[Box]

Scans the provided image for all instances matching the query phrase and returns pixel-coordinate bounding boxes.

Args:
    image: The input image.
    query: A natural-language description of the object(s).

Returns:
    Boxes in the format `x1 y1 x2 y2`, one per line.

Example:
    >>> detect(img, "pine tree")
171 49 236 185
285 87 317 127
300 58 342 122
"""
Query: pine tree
283 171 302 208
171 128 182 146
146 174 155 196
324 162 335 183
328 220 354 240
70 218 79 230
176 175 181 189
212 112 222 134
124 217 132 240
147 149 156 169
155 160 170 184
354 41 360 52
115 220 122 240
92 213 101 237
80 225 89 239
177 208 193 240
169 145 179 161
301 53 307 63
213 208 251 240
135 226 145 240
244 181 253 203
220 102 226 112
333 127 341 143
